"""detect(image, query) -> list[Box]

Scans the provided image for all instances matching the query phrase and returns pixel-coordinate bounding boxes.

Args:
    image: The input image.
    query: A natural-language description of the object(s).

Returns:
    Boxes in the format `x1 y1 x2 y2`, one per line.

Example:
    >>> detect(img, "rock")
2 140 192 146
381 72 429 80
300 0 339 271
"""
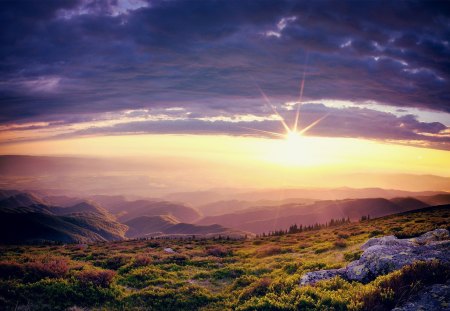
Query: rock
299 268 346 285
164 247 176 253
412 228 450 245
391 280 450 311
300 229 450 285
361 235 414 250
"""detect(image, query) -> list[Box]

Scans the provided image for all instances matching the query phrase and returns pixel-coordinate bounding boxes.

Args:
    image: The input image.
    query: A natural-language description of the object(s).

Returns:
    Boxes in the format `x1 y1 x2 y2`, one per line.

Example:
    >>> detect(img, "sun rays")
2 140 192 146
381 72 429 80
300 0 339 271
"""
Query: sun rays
248 67 328 145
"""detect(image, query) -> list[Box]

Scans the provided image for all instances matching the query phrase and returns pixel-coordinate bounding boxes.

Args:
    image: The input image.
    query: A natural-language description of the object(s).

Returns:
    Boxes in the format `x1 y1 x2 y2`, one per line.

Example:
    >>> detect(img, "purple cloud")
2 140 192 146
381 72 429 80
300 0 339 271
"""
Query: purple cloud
0 0 449 140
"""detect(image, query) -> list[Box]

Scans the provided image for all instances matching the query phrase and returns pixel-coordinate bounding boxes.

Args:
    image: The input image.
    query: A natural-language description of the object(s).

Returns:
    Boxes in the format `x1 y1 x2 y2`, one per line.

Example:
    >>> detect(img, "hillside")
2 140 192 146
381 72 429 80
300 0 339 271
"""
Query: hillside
0 190 243 243
418 193 450 206
0 211 126 244
0 192 46 208
125 215 179 237
49 201 113 219
0 192 127 244
197 198 316 216
196 197 433 233
119 201 201 223
125 215 250 239
0 204 448 310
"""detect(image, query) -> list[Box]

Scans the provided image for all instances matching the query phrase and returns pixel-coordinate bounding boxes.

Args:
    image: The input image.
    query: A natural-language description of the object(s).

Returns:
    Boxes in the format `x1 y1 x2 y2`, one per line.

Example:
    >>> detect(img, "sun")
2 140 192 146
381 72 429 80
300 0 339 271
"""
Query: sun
244 66 329 166
285 130 303 145
264 131 318 166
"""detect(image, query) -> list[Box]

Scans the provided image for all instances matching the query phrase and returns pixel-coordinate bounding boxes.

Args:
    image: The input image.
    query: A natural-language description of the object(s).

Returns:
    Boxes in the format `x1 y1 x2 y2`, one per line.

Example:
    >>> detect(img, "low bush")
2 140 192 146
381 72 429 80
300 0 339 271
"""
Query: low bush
212 267 245 280
231 275 258 290
123 285 215 310
369 230 384 237
314 246 330 254
343 250 363 262
333 239 347 248
120 266 171 288
337 231 350 239
132 254 153 267
101 254 130 270
239 277 272 301
255 245 283 257
76 268 116 288
24 257 69 282
205 245 231 257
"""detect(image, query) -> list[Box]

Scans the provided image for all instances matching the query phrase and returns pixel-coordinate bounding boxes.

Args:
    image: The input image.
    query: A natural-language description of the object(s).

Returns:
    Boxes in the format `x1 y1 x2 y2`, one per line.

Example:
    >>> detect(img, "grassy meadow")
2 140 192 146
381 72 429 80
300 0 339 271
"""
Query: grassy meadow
0 206 449 310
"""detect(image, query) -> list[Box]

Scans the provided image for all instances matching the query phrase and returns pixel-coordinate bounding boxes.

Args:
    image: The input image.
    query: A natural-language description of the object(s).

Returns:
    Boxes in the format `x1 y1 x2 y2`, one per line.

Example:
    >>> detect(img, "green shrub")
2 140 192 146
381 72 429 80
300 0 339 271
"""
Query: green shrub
0 278 121 310
337 231 350 239
343 250 363 262
101 254 130 270
212 267 245 280
120 266 171 288
231 275 258 290
239 277 272 301
132 254 153 267
314 246 330 254
369 230 383 237
124 285 215 310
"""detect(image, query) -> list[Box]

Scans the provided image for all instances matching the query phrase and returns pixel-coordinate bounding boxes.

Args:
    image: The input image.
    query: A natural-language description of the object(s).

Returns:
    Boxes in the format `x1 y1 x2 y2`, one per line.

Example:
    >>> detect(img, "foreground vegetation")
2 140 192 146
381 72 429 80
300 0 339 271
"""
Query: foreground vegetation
0 206 449 310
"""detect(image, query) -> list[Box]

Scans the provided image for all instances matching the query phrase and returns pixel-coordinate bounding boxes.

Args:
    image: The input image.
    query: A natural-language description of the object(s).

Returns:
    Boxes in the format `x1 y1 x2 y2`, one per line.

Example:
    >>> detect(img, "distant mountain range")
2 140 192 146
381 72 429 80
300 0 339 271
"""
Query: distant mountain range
196 195 449 234
166 187 446 206
0 188 449 243
125 215 251 239
0 190 248 244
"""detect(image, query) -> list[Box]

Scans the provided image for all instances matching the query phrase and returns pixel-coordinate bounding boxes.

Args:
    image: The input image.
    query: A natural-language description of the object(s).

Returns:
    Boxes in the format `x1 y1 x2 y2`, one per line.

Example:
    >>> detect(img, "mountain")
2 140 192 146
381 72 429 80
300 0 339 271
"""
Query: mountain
88 194 130 211
43 195 84 207
165 187 444 206
125 215 179 237
49 201 113 219
196 197 431 234
0 210 128 244
417 193 450 206
97 198 202 223
0 189 21 200
125 215 251 239
0 190 234 243
390 197 429 210
197 198 316 216
0 191 127 244
0 192 46 208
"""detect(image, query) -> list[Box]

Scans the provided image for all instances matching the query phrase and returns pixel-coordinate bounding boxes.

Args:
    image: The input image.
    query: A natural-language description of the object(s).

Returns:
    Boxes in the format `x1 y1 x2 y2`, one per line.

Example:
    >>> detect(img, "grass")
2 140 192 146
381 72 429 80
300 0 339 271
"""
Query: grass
0 206 448 310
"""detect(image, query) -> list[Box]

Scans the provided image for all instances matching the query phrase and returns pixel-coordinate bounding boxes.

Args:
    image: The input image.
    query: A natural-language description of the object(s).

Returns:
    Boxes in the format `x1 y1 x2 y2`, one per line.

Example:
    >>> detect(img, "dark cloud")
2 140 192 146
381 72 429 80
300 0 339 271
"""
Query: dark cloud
0 0 449 132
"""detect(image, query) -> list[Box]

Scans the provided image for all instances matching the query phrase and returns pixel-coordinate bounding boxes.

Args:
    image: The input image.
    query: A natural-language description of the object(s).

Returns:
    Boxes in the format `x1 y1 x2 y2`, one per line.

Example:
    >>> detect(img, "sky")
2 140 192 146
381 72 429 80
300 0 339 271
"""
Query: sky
0 0 449 192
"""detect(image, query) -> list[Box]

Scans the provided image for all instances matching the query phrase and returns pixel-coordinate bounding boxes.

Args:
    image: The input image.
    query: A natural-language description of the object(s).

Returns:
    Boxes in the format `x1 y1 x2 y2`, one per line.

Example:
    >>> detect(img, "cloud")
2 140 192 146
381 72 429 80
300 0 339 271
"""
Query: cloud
0 0 449 135
12 103 443 151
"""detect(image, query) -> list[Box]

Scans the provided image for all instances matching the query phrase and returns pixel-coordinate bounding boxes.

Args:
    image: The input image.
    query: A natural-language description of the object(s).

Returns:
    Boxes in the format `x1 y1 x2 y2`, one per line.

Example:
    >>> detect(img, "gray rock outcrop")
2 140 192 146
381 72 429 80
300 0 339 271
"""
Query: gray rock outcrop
300 228 450 285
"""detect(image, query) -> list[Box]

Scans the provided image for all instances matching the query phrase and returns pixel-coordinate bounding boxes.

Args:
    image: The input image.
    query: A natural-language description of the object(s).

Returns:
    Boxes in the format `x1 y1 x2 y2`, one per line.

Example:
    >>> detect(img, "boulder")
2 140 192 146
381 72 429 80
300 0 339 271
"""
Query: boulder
300 229 450 285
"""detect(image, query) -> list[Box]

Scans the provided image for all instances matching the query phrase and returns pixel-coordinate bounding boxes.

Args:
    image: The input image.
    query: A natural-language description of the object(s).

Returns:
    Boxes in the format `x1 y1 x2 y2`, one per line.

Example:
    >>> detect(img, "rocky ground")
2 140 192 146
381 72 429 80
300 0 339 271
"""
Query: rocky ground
301 228 450 310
